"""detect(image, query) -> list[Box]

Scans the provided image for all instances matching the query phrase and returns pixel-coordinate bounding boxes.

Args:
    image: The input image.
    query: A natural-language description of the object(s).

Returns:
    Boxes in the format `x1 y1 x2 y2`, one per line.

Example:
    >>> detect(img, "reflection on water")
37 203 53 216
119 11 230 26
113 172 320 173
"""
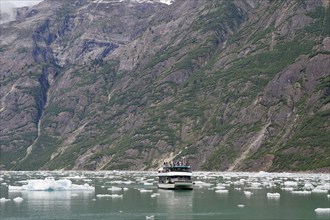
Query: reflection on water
5 190 94 219
157 190 193 219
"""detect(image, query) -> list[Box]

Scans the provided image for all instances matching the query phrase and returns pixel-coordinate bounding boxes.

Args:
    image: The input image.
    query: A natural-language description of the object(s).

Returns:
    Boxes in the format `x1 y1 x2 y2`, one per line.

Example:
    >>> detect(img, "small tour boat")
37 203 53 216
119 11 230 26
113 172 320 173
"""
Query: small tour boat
158 165 193 190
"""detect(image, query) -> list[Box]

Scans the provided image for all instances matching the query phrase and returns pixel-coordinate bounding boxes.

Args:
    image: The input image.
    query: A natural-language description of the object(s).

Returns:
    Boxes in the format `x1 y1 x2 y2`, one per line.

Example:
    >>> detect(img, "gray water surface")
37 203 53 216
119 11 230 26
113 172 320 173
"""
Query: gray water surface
0 171 329 219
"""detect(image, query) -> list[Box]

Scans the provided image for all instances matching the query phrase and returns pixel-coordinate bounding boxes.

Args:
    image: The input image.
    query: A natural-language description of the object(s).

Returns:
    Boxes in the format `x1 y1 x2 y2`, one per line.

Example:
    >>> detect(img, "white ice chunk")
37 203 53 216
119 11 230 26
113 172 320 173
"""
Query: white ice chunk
250 182 262 189
215 189 228 193
320 183 330 190
244 191 253 197
291 191 311 195
13 197 23 203
267 193 280 198
110 194 123 198
194 181 213 187
108 186 122 191
215 185 226 190
8 177 94 191
284 181 298 187
143 182 153 186
303 182 314 190
282 187 294 191
96 194 112 198
139 189 153 193
66 175 86 179
315 208 330 213
312 189 328 194
96 194 122 198
151 193 160 198
0 198 10 203
8 186 23 191
123 181 133 185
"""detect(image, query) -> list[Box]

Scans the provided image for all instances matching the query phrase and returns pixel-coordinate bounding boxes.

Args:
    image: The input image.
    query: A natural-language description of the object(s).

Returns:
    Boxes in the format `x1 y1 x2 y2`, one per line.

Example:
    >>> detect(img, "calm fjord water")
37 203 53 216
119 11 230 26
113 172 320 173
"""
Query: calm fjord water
0 171 329 219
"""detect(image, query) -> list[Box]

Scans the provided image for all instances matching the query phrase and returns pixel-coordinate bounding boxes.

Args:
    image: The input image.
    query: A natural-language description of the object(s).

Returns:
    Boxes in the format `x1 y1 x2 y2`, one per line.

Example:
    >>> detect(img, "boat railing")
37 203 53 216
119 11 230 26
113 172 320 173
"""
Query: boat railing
159 165 192 173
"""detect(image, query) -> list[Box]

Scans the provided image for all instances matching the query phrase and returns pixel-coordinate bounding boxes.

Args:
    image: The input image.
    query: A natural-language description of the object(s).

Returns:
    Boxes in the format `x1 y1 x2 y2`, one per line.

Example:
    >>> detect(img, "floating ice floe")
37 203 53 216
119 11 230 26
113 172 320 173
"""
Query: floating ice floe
139 189 153 193
250 182 262 189
303 182 314 190
108 186 122 191
244 191 253 197
215 185 226 190
8 177 94 191
96 194 123 198
194 181 213 187
291 191 311 195
123 181 133 185
283 181 298 187
13 197 24 203
281 187 294 191
151 193 160 198
215 189 228 194
267 193 280 199
312 189 328 194
327 194 330 198
0 198 10 203
143 182 153 186
315 208 330 214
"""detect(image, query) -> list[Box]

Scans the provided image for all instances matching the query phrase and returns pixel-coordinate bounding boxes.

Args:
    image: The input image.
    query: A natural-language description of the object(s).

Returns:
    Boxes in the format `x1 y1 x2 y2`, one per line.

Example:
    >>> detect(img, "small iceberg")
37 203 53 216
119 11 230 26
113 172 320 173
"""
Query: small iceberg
0 198 11 203
283 181 298 187
139 189 153 193
244 191 253 197
96 194 123 198
267 193 280 199
292 191 311 195
13 197 24 203
107 186 122 191
8 177 94 191
312 189 328 194
194 181 213 187
315 208 330 213
143 182 153 186
215 185 226 190
215 189 229 194
151 193 160 198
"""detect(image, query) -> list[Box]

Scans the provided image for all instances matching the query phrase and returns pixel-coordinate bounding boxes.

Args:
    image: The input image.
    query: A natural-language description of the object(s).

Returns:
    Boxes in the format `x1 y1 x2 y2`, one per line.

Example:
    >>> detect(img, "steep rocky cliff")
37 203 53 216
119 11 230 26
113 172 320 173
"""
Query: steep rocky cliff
0 0 329 172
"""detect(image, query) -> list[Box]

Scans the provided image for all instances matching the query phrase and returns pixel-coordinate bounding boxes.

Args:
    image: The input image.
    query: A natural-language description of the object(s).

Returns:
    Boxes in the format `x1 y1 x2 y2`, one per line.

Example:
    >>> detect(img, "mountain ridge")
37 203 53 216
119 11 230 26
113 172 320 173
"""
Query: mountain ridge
0 0 329 172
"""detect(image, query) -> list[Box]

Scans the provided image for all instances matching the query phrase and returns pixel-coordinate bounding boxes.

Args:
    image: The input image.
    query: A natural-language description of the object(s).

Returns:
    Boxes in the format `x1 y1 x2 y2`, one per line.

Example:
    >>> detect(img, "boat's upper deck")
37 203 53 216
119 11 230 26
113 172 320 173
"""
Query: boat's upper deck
159 165 191 173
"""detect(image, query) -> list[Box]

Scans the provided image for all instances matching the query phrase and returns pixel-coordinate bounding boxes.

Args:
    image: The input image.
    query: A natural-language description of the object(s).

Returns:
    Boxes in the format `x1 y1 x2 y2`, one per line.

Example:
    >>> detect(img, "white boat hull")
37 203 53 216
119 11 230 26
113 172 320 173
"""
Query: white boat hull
158 182 193 190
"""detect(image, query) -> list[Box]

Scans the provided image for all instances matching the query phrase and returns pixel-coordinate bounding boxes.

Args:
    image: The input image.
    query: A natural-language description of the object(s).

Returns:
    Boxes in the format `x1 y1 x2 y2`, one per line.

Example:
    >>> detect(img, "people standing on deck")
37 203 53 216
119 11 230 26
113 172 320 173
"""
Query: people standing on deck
163 160 190 168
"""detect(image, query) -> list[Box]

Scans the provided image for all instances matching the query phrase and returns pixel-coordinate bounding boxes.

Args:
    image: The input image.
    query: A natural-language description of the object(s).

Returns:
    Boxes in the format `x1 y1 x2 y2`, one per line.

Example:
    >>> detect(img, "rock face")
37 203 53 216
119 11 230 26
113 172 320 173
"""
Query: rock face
0 0 329 172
